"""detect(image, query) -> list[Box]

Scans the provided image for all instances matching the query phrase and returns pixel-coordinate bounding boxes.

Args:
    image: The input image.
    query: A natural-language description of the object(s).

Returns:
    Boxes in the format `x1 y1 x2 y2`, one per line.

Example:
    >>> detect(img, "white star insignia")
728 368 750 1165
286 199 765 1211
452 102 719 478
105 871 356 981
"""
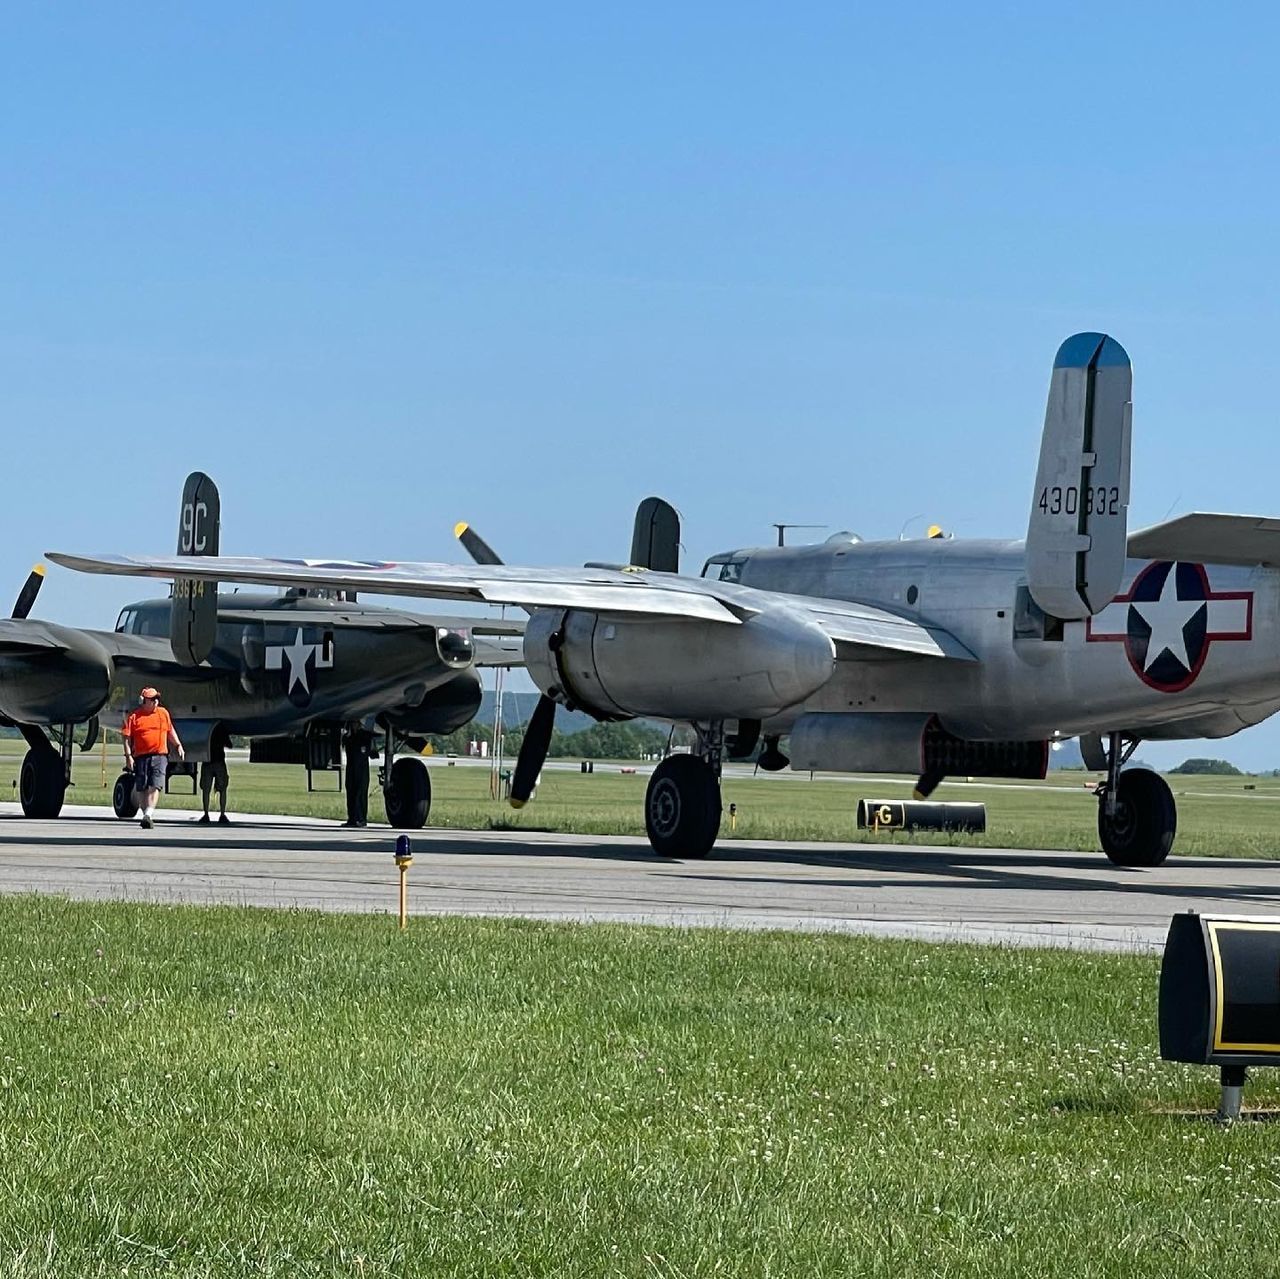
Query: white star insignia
1132 567 1204 673
281 627 313 694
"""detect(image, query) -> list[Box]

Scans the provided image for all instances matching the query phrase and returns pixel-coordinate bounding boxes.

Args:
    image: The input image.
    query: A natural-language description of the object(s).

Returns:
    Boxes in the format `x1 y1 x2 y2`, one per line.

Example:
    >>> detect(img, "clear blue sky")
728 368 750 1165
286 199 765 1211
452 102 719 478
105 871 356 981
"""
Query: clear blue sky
3 4 1279 767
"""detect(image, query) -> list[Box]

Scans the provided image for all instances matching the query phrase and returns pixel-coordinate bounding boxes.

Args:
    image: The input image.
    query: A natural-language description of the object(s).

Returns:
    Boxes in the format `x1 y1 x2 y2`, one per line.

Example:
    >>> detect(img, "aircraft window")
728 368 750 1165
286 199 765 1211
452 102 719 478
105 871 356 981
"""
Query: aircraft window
114 609 136 634
718 561 743 583
135 611 171 638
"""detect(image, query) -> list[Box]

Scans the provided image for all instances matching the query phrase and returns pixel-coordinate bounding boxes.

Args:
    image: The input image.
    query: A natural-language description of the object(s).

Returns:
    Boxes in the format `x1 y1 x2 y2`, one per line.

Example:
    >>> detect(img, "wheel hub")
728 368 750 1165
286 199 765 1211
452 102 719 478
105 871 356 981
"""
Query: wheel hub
649 779 680 836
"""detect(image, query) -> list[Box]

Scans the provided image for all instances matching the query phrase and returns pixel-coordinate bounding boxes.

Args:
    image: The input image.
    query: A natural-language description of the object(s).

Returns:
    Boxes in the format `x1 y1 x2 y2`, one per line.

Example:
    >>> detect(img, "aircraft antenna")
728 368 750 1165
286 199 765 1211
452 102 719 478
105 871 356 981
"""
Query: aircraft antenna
770 523 825 547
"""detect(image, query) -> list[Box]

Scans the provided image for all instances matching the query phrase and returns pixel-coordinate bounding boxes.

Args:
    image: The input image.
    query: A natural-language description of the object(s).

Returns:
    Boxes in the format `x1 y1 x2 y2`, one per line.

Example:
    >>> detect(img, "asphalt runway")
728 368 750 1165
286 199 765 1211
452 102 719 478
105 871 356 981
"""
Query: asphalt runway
3 803 1279 952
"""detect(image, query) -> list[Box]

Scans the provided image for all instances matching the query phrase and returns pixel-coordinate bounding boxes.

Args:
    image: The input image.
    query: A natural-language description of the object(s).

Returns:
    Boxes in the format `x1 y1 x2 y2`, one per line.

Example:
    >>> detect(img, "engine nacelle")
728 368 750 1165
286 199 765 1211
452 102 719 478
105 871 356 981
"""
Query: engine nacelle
0 627 114 724
790 711 1048 779
523 605 835 721
381 669 483 736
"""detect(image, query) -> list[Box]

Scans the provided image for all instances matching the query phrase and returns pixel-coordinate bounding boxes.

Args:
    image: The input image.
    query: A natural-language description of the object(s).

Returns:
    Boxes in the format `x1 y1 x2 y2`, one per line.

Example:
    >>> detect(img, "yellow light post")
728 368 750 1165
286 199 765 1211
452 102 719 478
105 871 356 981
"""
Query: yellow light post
394 835 413 930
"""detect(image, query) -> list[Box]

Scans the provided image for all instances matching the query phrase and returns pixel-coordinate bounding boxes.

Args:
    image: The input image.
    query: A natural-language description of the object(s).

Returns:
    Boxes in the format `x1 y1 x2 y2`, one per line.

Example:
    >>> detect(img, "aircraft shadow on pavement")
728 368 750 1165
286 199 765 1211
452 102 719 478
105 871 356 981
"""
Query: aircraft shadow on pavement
0 823 668 862
2 822 1277 903
670 845 1280 910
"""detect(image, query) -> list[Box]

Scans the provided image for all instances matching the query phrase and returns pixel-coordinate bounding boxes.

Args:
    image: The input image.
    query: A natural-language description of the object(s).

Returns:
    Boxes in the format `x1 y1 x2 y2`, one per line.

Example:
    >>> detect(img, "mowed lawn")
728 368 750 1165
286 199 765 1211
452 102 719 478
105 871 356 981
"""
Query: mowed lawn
0 897 1277 1278
4 737 1280 858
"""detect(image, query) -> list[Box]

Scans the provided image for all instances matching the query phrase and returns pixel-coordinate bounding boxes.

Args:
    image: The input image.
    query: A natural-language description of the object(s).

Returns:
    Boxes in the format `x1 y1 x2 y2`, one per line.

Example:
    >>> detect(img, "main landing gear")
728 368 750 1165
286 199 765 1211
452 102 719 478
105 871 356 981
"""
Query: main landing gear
378 724 433 829
18 723 80 819
1090 731 1176 867
645 723 724 858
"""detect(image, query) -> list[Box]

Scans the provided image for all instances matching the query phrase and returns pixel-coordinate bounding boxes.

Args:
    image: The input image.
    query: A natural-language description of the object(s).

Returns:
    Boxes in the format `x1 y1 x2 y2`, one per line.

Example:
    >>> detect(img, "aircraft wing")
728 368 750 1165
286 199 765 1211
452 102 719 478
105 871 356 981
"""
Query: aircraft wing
49 553 751 624
0 619 74 657
1128 513 1280 566
47 551 972 661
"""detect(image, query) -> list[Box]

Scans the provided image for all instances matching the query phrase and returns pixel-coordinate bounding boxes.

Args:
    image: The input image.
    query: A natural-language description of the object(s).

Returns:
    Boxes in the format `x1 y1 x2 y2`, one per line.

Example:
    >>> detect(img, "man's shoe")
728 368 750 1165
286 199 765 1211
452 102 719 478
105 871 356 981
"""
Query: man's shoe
197 814 210 824
218 814 230 825
140 815 153 830
340 820 367 828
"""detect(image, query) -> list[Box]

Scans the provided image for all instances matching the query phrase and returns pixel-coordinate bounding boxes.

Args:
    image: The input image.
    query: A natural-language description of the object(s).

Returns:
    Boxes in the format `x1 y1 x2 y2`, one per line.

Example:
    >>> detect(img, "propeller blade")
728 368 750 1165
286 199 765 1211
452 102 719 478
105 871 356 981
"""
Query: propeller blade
454 521 504 566
510 693 555 808
11 565 44 619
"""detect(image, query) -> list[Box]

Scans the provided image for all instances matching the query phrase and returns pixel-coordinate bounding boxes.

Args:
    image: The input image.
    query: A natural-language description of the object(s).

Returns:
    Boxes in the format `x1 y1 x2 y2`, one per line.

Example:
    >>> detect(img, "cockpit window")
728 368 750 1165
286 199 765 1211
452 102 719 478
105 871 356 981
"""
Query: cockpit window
114 609 136 635
700 554 746 582
135 609 171 639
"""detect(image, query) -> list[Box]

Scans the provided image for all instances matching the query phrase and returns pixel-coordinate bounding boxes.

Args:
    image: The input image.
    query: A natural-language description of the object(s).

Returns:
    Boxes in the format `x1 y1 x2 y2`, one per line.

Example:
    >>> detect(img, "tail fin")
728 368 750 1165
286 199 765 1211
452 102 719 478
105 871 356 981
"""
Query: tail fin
629 497 681 573
170 471 221 664
1025 333 1131 619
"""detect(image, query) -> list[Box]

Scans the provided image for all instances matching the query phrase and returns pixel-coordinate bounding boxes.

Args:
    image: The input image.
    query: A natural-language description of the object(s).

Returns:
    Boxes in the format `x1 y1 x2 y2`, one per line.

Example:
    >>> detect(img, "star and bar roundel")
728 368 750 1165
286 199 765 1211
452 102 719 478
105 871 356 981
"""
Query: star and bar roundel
1085 561 1252 693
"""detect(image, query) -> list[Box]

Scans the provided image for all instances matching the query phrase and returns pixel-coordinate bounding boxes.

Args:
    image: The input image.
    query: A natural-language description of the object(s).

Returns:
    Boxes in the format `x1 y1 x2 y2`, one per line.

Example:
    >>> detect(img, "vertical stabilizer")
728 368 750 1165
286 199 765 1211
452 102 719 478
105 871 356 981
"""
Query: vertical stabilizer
170 471 221 664
630 497 681 573
1025 333 1131 619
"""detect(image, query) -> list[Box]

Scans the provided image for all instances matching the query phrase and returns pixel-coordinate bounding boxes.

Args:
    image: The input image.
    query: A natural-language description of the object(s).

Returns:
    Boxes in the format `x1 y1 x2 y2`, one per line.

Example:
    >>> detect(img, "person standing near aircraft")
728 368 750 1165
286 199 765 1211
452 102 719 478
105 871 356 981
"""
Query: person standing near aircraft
121 687 184 829
342 724 374 827
198 725 230 825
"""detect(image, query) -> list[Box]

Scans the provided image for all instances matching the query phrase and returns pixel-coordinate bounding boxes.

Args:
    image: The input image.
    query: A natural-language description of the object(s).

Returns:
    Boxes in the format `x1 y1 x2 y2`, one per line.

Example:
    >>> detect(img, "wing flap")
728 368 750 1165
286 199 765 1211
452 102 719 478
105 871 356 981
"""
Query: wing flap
1127 513 1280 566
797 599 977 661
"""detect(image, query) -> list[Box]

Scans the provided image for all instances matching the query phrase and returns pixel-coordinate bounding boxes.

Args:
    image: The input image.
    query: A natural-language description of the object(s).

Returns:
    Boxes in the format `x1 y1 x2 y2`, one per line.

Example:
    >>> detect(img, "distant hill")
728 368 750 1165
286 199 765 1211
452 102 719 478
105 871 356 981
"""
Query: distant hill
474 690 597 735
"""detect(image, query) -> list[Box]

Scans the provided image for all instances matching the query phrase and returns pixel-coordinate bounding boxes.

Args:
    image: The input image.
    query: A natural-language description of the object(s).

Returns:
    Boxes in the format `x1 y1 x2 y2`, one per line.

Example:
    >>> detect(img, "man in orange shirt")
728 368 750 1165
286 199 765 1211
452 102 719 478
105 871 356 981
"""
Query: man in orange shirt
121 686 185 829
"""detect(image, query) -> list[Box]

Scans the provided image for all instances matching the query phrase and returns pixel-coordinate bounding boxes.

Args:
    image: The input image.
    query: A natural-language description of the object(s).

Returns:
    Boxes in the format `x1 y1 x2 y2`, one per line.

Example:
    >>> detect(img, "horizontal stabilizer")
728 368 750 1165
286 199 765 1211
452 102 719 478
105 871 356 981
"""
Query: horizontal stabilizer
1128 513 1280 566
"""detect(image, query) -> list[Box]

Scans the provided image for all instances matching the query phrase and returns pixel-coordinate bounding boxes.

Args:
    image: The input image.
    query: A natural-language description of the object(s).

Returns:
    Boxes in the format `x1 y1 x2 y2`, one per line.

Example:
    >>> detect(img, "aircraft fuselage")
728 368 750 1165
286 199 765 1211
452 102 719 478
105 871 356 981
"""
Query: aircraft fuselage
721 538 1279 743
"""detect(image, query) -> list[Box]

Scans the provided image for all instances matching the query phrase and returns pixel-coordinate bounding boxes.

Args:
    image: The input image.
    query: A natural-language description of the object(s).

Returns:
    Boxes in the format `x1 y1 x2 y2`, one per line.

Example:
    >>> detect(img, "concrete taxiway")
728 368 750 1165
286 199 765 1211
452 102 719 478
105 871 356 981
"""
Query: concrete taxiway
1 803 1277 952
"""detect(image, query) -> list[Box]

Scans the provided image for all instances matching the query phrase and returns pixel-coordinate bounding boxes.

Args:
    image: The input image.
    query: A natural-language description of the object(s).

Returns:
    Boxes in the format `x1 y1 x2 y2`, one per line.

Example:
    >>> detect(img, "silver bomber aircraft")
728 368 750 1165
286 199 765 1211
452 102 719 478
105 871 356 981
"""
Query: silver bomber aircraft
50 333 1277 866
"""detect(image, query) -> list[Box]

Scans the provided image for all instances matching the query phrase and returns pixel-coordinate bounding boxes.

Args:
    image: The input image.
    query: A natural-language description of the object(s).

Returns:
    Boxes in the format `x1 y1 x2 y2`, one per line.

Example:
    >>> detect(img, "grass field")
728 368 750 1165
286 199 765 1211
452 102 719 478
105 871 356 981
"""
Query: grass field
0 896 1275 1278
5 737 1279 859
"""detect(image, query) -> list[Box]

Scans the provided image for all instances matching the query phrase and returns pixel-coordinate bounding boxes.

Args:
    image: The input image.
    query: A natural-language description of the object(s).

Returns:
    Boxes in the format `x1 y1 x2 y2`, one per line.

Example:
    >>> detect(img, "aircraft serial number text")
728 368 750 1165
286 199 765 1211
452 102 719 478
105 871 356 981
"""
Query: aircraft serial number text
1037 485 1120 517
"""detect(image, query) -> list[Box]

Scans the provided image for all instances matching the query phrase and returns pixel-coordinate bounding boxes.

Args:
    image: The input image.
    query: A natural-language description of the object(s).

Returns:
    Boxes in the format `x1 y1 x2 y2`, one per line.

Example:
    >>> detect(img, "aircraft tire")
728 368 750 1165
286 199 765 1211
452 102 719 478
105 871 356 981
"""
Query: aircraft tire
20 748 65 819
385 757 432 829
1098 767 1176 867
112 772 139 820
644 755 721 858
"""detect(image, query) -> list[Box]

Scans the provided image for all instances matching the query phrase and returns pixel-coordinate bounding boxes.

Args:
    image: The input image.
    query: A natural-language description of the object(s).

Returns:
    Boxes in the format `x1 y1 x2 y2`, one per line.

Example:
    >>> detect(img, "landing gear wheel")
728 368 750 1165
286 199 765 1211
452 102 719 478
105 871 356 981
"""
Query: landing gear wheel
384 757 432 829
645 755 722 858
112 772 139 820
1099 767 1176 867
20 749 66 819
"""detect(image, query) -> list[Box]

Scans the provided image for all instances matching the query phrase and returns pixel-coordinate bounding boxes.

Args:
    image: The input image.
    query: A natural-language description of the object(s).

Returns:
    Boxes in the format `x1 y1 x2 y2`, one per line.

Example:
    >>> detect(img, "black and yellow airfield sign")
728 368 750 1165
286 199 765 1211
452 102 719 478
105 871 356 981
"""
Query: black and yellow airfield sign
1159 913 1280 1066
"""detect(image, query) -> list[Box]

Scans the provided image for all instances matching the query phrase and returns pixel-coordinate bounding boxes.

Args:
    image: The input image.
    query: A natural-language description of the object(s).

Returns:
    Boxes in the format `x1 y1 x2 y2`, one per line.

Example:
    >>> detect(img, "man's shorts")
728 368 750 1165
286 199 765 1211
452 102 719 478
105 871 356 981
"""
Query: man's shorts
200 761 229 793
132 754 168 792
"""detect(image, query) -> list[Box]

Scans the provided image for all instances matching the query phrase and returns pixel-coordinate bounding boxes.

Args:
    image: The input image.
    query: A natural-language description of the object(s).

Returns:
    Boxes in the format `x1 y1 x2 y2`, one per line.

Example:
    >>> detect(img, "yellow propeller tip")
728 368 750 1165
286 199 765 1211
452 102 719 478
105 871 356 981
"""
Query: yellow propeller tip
508 798 526 810
32 565 45 576
453 521 470 538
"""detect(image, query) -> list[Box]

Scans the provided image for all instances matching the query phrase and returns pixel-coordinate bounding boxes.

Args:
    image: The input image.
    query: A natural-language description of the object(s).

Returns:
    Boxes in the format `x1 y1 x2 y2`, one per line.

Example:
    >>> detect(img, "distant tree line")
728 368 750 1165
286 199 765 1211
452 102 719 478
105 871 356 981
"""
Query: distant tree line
1168 758 1243 776
423 718 695 761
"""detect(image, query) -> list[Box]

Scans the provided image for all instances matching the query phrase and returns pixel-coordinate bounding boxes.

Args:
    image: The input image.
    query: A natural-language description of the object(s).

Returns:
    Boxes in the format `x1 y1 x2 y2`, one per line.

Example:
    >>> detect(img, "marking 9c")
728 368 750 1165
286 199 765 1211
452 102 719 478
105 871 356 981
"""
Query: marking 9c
1037 485 1120 517
180 500 209 553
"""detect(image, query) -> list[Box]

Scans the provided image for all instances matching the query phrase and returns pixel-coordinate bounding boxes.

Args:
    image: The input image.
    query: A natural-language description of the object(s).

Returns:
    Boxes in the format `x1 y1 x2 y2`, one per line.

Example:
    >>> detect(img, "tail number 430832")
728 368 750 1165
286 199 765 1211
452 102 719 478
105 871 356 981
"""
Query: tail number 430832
1037 485 1120 517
